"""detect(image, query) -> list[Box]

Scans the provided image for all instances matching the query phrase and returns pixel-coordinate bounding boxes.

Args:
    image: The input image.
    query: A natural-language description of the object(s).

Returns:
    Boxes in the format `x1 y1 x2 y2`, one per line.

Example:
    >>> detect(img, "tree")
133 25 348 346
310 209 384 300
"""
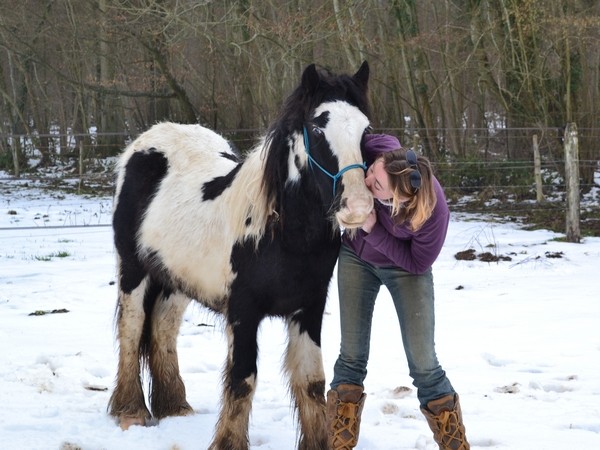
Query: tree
0 0 597 170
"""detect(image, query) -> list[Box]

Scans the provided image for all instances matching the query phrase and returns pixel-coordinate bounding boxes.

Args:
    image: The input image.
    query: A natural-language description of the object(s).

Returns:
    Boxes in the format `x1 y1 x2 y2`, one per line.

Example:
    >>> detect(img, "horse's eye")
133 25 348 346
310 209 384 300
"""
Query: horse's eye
312 126 323 136
364 125 373 135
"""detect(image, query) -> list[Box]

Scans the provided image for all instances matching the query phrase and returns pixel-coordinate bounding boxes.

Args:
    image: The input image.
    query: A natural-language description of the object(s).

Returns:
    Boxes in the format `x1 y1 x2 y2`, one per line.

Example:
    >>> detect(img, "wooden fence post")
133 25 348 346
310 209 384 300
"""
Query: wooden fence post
533 134 544 203
564 123 580 243
78 140 84 194
12 138 21 178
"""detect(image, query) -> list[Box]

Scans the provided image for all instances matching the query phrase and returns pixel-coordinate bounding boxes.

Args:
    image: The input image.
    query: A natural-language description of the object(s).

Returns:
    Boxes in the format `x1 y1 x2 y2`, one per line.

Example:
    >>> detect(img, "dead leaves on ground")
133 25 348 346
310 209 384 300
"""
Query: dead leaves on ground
454 248 565 262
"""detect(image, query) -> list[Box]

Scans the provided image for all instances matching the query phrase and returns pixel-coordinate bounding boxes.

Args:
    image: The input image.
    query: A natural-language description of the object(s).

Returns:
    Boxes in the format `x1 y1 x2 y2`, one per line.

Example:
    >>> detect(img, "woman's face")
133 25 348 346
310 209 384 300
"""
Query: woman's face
364 159 393 202
365 158 411 205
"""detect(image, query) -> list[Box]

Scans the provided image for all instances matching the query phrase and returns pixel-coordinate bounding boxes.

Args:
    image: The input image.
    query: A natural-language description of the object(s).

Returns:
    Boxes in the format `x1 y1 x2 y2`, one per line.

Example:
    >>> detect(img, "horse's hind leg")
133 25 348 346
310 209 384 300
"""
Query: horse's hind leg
285 314 328 450
109 280 151 429
148 291 193 419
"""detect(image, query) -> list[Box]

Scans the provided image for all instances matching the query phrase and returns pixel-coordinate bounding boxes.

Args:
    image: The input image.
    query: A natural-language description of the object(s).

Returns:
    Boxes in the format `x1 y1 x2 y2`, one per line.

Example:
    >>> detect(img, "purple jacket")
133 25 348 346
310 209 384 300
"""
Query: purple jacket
342 136 450 274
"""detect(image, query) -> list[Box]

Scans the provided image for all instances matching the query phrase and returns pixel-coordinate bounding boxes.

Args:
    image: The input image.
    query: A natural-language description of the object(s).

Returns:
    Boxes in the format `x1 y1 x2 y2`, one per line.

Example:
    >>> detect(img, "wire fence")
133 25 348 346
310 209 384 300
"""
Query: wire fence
2 126 599 158
1 128 599 235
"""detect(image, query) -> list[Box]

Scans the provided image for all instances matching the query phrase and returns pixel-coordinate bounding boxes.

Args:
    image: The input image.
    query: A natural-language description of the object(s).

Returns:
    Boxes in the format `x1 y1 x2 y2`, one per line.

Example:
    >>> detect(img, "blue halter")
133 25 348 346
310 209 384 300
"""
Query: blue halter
303 126 367 196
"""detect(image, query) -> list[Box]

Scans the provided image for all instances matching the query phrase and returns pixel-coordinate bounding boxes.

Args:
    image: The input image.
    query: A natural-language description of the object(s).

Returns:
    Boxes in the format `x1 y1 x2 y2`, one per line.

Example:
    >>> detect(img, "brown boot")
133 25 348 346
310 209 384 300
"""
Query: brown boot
326 384 366 450
421 393 470 450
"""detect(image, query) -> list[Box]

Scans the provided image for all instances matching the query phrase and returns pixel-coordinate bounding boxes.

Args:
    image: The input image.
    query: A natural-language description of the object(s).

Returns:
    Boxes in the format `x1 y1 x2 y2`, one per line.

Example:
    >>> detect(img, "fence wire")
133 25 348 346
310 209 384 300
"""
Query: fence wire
1 129 599 236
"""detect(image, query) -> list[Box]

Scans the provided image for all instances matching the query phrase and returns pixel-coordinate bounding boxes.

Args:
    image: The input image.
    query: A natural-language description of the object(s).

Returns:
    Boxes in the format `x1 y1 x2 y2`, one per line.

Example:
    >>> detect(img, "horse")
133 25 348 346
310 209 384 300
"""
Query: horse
108 61 373 450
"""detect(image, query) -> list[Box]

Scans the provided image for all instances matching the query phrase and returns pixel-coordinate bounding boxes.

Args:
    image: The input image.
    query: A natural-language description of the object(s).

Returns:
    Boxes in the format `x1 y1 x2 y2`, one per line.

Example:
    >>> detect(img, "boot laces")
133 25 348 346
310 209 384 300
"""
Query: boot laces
434 410 468 450
331 400 360 448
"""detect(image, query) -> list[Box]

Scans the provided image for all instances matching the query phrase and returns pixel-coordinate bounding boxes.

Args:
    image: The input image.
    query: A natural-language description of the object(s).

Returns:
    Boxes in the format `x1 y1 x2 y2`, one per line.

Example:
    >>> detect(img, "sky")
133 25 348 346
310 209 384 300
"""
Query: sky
0 176 599 450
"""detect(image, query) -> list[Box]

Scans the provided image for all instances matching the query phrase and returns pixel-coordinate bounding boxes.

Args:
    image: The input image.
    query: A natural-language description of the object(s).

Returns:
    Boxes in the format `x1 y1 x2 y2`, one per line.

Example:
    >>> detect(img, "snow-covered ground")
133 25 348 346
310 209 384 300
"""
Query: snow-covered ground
1 180 599 449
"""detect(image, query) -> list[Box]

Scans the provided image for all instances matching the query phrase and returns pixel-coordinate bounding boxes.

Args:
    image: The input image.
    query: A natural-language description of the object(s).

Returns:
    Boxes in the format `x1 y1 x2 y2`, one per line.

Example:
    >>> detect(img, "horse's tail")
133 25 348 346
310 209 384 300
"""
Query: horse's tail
139 276 162 368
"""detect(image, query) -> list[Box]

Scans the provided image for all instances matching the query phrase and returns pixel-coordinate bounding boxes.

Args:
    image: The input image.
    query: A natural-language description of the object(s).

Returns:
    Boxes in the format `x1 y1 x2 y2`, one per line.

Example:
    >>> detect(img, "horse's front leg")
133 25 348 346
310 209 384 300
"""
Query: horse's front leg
285 305 328 450
209 314 260 450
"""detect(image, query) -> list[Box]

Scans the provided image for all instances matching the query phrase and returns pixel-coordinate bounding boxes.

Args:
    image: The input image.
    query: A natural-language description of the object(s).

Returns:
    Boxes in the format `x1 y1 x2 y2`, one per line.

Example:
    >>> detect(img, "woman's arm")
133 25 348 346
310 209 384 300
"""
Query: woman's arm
363 206 449 274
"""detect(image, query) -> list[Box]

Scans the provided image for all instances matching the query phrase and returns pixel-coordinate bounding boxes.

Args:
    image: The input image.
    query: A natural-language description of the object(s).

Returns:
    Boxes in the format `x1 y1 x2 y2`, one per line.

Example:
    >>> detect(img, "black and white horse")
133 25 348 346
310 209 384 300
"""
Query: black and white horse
109 62 373 450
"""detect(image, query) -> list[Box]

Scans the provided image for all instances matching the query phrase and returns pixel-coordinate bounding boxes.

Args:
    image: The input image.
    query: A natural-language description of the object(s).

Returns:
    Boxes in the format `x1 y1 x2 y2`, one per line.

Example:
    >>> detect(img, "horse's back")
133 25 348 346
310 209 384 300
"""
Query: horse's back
120 122 238 175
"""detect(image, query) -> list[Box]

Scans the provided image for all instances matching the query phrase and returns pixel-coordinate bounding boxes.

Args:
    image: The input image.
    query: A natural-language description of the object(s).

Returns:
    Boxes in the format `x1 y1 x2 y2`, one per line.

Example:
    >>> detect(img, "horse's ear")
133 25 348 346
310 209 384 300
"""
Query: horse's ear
301 63 320 93
353 61 369 88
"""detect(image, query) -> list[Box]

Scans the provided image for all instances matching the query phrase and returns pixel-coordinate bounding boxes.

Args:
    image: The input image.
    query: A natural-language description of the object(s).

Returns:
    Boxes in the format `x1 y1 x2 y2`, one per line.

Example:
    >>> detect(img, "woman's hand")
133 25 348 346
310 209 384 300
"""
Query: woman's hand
361 209 377 233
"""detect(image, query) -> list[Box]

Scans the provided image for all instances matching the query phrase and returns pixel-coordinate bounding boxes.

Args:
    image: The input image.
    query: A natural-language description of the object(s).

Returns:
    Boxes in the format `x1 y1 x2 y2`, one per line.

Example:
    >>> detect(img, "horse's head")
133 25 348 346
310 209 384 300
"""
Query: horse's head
301 102 373 229
262 62 373 230
297 62 373 229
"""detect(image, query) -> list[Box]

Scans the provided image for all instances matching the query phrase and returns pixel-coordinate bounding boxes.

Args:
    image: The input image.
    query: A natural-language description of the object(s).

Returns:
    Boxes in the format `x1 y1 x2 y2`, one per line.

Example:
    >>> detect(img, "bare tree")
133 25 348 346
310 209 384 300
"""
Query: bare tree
0 0 598 169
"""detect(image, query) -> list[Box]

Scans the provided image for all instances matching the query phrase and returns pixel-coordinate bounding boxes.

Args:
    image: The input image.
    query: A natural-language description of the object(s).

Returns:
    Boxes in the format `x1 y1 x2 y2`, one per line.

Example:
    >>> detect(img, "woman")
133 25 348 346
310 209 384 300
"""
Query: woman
326 134 470 450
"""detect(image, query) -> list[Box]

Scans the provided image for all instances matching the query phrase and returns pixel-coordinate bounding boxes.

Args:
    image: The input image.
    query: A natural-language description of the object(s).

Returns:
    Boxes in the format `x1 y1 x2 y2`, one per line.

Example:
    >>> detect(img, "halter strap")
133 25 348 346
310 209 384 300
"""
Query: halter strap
303 126 367 196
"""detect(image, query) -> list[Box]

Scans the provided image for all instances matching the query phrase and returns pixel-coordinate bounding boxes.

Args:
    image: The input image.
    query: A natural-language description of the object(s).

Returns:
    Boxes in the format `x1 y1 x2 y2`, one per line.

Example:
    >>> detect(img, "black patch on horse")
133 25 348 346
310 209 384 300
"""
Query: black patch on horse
312 111 330 129
113 148 168 293
202 164 242 201
220 151 240 163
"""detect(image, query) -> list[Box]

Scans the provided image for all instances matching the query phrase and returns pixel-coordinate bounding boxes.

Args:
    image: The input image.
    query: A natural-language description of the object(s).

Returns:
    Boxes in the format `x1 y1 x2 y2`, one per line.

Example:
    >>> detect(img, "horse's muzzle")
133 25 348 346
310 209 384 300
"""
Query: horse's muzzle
336 193 373 229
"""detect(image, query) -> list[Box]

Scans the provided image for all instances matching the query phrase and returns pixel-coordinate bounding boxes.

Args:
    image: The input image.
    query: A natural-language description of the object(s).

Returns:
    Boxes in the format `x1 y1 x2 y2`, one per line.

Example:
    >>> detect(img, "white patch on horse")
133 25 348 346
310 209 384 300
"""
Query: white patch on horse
287 133 306 184
312 101 372 228
150 292 191 343
117 276 147 341
285 320 325 385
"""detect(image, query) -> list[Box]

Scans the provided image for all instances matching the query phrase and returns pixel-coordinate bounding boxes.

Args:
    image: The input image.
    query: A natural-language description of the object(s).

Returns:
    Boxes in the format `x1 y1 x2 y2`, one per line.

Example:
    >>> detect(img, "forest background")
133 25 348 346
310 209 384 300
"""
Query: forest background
0 0 599 221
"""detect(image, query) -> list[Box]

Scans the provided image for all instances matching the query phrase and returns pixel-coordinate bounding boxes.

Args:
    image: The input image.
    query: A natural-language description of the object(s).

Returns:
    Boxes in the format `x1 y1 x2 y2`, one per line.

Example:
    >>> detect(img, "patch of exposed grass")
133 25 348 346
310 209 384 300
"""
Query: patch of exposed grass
34 251 71 261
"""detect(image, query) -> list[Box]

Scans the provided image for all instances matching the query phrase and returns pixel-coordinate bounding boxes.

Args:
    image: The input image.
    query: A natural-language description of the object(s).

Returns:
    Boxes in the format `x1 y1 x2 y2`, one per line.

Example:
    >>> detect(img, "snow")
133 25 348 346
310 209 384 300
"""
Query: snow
1 182 599 450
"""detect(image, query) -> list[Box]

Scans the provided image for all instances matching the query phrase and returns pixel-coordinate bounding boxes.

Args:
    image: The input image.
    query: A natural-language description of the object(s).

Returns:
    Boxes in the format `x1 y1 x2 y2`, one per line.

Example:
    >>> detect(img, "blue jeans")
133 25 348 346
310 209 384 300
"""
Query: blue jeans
331 245 455 407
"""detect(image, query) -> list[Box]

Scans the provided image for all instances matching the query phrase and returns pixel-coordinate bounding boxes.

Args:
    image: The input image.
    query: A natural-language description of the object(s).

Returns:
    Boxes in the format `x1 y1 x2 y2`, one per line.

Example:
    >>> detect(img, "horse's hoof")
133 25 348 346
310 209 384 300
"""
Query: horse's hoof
119 415 146 430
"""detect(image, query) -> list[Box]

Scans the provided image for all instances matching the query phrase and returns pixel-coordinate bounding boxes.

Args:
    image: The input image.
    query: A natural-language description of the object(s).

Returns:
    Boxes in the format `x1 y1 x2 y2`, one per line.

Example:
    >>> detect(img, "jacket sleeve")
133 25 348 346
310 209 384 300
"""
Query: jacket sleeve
362 205 449 274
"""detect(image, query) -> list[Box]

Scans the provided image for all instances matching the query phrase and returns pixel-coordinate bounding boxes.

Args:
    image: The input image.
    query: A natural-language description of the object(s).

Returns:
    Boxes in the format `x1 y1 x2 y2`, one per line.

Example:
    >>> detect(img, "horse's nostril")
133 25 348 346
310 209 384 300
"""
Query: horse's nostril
340 198 348 209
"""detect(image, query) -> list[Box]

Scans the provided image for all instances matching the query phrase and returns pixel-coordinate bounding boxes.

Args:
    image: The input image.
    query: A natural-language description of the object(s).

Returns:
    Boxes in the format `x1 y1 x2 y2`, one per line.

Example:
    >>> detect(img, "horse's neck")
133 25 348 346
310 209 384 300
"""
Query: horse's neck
228 135 336 247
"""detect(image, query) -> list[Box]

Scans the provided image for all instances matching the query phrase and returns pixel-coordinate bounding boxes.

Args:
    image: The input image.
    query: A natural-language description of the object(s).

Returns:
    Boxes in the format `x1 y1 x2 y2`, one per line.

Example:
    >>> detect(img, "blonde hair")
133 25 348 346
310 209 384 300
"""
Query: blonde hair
380 149 437 231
